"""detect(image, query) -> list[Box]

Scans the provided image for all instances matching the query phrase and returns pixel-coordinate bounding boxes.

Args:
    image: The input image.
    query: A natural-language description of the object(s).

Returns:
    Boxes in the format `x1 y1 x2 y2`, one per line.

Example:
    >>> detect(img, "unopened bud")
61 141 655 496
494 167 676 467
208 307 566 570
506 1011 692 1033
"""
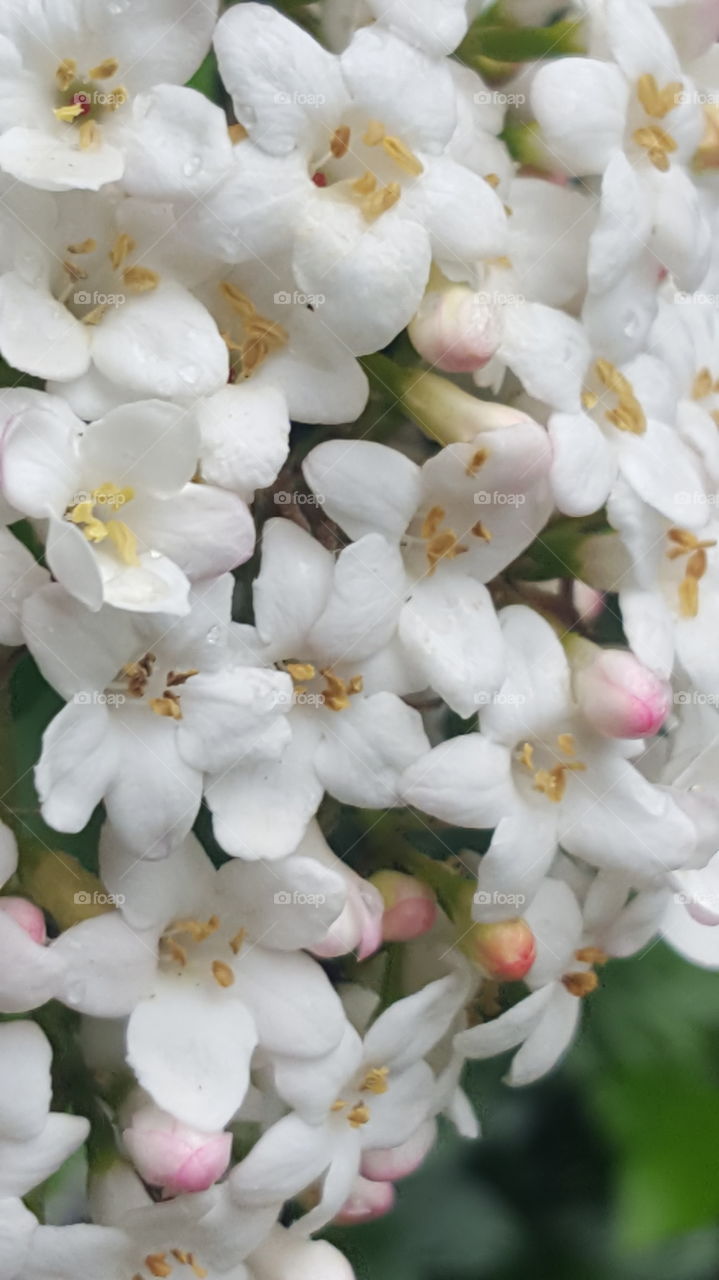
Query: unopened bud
572 642 670 738
454 883 536 979
0 896 47 944
370 870 437 942
409 282 502 373
333 1176 395 1225
122 1103 231 1194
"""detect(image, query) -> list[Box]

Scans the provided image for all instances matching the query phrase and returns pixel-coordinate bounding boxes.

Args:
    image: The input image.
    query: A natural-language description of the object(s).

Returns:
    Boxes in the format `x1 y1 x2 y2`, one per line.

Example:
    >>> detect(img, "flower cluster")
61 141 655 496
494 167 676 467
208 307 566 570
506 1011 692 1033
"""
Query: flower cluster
1 0 719 1273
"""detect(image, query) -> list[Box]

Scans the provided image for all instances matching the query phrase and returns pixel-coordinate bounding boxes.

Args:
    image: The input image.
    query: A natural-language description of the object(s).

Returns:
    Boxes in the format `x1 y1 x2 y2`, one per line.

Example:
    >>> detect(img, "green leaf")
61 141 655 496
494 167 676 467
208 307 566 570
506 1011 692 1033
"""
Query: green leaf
186 51 221 103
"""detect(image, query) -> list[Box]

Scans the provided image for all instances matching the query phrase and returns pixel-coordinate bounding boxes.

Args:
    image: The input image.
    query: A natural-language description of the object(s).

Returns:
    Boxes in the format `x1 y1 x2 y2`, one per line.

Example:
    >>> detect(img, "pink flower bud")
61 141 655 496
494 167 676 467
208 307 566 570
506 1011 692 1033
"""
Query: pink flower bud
409 282 502 373
370 871 437 942
574 647 670 739
460 915 537 980
122 1103 231 1194
0 896 46 943
333 1176 395 1225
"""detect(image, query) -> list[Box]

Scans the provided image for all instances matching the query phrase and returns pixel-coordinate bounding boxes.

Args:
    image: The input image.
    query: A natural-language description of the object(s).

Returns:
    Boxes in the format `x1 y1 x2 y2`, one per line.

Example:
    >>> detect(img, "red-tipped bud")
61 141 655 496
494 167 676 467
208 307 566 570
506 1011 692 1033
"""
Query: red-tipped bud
409 282 502 373
0 896 47 944
573 645 670 738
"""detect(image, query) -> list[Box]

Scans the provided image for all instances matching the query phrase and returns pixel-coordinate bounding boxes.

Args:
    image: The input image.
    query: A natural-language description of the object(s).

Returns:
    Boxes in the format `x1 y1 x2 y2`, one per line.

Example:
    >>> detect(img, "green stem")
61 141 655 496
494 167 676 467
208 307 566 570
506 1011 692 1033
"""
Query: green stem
457 17 585 66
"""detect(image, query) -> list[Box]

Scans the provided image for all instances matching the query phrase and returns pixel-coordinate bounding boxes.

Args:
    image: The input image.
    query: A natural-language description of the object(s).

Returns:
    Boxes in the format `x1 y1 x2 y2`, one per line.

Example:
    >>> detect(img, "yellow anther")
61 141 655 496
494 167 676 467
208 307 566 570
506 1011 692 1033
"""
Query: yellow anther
678 575 699 618
109 233 136 270
79 119 101 149
347 1101 371 1128
484 172 500 188
105 519 139 565
150 694 183 720
381 135 424 176
163 938 188 968
212 960 235 988
220 281 256 319
471 521 492 542
166 669 199 688
188 1256 208 1280
562 970 599 997
581 390 598 411
81 305 108 326
320 669 351 712
55 58 77 90
633 123 677 171
360 1066 389 1094
362 119 386 146
145 1253 173 1277
533 761 586 804
351 170 377 197
330 1099 347 1112
106 85 128 111
361 181 401 221
67 238 97 255
89 57 120 79
123 266 160 293
594 359 646 434
465 447 489 476
229 929 246 955
286 662 316 683
330 125 351 158
576 946 608 966
636 73 682 119
557 733 576 756
63 258 88 281
347 674 364 695
421 505 446 540
426 529 468 573
692 367 713 400
171 1250 190 1264
54 103 85 123
228 122 248 143
518 742 534 771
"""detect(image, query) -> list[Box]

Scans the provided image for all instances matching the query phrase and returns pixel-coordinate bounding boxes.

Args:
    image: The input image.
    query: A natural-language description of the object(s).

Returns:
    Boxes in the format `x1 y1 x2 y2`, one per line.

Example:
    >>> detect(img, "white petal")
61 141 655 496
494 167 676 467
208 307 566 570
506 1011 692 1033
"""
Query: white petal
36 702 116 833
363 973 470 1071
0 528 49 646
506 985 580 1085
0 1021 51 1140
232 946 345 1060
480 605 572 744
315 692 430 808
80 400 198 498
0 273 89 379
0 128 124 192
178 668 291 776
399 573 505 718
253 304 369 427
122 85 233 201
52 912 157 1017
128 980 258 1130
105 714 202 858
401 733 514 828
365 0 466 55
1 395 80 517
499 302 591 412
549 412 615 516
340 27 456 153
309 535 407 664
454 985 555 1058
254 519 334 656
129 484 255 579
230 1113 335 1204
531 59 628 174
303 439 421 542
473 807 558 924
198 384 290 500
0 1114 89 1198
216 854 347 952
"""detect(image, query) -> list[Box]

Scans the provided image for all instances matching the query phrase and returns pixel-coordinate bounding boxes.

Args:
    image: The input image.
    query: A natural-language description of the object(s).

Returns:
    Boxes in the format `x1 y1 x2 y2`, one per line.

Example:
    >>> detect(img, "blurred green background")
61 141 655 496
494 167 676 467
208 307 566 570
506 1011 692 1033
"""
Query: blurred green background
326 944 719 1279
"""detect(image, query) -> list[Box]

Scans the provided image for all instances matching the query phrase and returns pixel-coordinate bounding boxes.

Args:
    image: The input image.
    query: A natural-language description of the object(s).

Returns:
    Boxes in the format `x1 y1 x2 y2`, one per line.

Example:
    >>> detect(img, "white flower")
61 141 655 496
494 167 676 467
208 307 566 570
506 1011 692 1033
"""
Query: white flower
401 606 697 915
23 575 291 856
0 185 229 398
53 830 349 1133
532 0 710 356
205 518 430 861
0 823 66 1013
303 419 553 718
0 1020 89 1279
3 393 254 614
228 972 469 1235
0 0 219 192
205 4 507 353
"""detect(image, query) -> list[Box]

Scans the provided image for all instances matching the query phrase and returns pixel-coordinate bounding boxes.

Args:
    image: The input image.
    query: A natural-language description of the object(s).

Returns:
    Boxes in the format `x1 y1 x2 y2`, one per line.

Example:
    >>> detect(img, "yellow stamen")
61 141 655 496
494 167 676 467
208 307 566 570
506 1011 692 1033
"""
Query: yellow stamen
484 172 500 188
88 57 120 79
106 84 128 111
362 119 385 146
518 742 534 771
360 1066 389 1094
576 946 608 966
347 1101 371 1128
123 266 160 293
381 135 424 176
109 232 136 271
581 390 598 411
347 674 364 695
471 521 492 542
150 694 183 720
67 238 97 255
633 123 677 171
426 529 467 573
351 170 377 197
562 971 599 997
692 367 713 400
557 733 576 756
636 73 682 119
330 1099 347 1112
188 1256 208 1280
163 938 188 967
533 761 586 804
166 668 199 688
678 575 699 618
320 669 351 712
81 304 108 326
594 359 646 434
212 960 235 988
421 505 446 540
465 447 489 476
55 58 77 91
229 929 246 955
146 1254 172 1277
220 281 256 318
63 259 88 281
54 103 85 123
228 122 248 144
361 181 401 221
79 119 101 149
286 662 316 683
330 125 351 158
105 519 139 565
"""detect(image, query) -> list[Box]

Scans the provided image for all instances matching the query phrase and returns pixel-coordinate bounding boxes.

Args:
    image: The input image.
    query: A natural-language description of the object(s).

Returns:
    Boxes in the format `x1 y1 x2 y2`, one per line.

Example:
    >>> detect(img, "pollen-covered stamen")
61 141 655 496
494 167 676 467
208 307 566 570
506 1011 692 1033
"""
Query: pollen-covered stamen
330 125 351 158
361 118 423 176
593 359 646 434
53 54 127 132
347 1101 371 1128
360 181 401 222
150 693 182 720
319 669 364 712
123 266 160 294
285 662 317 684
522 734 587 804
89 57 120 79
576 946 608 966
420 505 468 573
636 72 683 120
360 1066 389 1094
471 521 492 543
666 528 717 618
633 123 678 171
122 653 156 698
562 970 599 997
145 1252 173 1277
465 447 489 477
220 282 288 379
212 960 235 988
110 233 136 271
